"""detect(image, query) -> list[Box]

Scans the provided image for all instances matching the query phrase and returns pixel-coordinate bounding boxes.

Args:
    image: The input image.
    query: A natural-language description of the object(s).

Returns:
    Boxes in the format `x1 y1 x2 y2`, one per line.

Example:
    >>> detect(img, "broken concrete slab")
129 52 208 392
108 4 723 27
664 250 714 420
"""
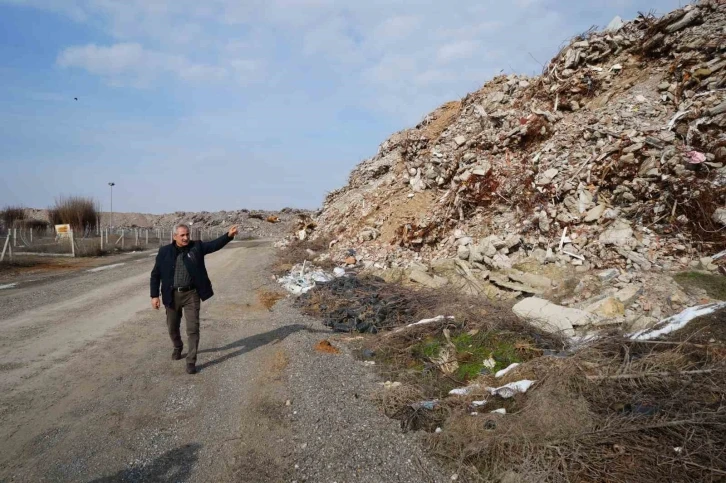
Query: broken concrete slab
506 270 553 290
598 268 620 282
410 269 447 288
490 273 544 295
513 297 598 337
616 248 653 270
599 221 634 246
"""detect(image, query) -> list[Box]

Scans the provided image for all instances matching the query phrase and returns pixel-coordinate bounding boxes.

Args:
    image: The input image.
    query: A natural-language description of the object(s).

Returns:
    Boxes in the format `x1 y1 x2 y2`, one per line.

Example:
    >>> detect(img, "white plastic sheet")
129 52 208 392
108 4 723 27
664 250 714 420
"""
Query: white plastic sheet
630 302 726 341
277 263 338 295
486 380 535 398
495 363 520 378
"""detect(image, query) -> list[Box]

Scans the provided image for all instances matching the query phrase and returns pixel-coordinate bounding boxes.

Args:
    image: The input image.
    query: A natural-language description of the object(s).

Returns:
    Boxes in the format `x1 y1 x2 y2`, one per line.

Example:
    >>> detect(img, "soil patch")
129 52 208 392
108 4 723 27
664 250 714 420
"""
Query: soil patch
314 339 340 354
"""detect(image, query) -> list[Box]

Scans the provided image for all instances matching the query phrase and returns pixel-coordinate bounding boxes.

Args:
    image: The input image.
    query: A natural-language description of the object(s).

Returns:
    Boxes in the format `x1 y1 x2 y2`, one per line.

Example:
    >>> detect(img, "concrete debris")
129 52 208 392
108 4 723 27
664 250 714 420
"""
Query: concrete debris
290 2 726 336
277 263 339 295
513 297 599 337
605 15 625 32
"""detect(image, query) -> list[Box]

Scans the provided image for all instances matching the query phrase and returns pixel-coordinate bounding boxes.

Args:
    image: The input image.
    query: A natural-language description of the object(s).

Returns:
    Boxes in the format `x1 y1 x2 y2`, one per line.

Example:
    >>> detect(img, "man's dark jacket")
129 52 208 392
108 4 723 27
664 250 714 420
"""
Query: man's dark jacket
150 233 233 307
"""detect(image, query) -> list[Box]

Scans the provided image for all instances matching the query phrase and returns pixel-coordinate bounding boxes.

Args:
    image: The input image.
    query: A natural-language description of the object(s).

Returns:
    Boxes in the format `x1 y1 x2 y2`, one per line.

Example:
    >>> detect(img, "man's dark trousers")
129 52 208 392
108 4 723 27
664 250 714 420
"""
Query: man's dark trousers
166 289 201 364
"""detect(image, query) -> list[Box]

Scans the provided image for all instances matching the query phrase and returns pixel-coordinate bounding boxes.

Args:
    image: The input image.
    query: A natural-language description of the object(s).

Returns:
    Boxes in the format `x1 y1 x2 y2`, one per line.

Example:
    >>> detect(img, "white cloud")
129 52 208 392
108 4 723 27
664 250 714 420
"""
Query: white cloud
9 0 688 120
57 43 236 86
436 40 480 63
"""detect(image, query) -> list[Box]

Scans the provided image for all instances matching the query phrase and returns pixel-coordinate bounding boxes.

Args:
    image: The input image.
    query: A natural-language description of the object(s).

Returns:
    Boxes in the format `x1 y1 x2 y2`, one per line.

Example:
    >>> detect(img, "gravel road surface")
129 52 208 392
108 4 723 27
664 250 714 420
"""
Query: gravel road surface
0 243 448 482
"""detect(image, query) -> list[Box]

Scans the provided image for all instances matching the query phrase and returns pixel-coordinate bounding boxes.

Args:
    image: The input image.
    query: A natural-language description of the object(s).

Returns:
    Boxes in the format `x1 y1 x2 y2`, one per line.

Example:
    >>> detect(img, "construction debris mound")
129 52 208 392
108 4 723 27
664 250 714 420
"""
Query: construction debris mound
314 1 726 273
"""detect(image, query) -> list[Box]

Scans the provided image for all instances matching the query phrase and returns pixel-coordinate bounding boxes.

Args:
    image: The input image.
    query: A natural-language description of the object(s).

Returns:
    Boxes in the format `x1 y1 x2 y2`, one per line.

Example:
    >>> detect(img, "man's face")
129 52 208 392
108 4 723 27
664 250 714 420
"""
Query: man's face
174 227 190 247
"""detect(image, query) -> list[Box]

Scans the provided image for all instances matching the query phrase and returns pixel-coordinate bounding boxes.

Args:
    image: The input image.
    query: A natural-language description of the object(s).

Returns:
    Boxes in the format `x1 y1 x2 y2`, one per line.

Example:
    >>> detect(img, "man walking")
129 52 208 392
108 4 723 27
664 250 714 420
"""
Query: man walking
150 224 238 374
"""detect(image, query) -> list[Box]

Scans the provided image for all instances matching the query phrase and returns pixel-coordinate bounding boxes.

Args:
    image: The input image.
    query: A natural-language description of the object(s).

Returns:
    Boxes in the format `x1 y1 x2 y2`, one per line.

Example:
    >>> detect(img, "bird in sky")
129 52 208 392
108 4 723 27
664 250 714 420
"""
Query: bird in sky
74 97 78 101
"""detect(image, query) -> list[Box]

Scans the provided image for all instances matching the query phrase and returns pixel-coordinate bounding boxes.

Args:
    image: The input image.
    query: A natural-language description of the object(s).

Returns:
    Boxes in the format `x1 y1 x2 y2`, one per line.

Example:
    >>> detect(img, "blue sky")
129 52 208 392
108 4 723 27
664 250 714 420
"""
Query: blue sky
0 0 685 214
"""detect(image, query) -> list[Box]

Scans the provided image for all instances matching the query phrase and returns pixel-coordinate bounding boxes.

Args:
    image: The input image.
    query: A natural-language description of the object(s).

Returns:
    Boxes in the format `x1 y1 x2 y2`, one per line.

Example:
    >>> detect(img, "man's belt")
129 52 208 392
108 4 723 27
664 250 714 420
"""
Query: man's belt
173 286 195 293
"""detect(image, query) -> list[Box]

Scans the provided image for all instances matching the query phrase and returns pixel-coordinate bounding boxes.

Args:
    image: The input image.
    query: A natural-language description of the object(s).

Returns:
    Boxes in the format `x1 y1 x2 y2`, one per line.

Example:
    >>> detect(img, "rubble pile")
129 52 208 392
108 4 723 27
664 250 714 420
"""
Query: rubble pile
24 207 310 239
315 1 726 278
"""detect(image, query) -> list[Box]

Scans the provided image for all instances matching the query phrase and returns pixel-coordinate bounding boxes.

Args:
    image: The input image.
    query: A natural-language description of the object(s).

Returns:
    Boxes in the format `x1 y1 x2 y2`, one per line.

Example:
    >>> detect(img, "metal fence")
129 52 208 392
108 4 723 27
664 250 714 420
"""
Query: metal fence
0 225 233 260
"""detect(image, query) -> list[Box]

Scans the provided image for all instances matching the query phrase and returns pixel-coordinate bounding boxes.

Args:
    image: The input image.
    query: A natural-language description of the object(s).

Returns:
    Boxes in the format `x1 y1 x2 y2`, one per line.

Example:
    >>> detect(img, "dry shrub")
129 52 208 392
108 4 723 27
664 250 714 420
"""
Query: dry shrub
18 219 49 230
1 206 26 226
48 196 100 232
273 235 335 275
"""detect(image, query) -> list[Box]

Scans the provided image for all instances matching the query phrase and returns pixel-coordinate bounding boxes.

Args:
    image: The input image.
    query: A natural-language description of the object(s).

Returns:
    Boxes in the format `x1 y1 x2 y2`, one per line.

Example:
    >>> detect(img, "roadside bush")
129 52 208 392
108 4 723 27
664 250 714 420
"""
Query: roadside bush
1 206 26 226
48 196 100 232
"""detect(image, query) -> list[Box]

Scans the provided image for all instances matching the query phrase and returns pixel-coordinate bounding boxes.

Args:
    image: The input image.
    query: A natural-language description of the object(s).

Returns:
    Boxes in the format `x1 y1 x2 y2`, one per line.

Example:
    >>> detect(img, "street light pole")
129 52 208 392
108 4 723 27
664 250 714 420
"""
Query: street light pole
108 182 115 228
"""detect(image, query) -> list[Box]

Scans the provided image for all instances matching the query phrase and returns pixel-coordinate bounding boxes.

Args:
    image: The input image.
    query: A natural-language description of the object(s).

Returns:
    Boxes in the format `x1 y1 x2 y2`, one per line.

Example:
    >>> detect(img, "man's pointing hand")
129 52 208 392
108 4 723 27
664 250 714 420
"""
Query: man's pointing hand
228 226 238 238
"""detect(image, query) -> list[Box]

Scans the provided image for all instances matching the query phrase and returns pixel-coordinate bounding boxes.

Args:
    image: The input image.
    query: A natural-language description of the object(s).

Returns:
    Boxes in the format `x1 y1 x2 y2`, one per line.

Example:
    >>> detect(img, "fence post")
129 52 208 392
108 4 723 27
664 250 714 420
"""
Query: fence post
122 229 125 249
145 229 148 246
70 230 76 258
100 229 104 251
135 229 139 246
13 228 17 247
0 235 9 262
30 227 33 244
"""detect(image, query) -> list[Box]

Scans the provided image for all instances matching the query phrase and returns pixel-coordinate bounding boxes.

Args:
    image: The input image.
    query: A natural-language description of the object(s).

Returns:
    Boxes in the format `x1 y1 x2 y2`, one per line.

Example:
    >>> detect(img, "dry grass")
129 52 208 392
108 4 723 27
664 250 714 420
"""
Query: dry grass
297 270 726 480
389 311 726 482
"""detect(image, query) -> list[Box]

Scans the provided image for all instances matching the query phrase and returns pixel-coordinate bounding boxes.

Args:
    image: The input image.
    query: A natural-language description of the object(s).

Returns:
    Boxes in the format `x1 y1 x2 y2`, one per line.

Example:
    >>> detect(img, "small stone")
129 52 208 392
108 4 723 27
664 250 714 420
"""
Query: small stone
599 222 634 246
457 245 471 260
598 269 620 282
536 168 559 185
504 234 522 249
658 82 670 91
454 135 467 147
456 236 473 246
344 256 357 265
538 213 551 232
623 142 645 154
615 285 643 306
700 256 718 272
584 204 606 222
712 208 726 226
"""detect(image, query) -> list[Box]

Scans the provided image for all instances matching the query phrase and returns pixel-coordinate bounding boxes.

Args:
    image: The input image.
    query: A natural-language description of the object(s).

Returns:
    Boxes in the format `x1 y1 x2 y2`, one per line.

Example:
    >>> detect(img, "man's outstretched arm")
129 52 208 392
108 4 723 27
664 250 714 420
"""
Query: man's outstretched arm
201 226 238 255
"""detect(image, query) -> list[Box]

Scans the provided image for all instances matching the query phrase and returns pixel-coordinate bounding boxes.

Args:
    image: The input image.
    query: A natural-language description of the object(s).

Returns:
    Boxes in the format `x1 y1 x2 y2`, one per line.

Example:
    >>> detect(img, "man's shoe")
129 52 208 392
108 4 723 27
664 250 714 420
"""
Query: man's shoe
172 347 183 360
186 363 197 374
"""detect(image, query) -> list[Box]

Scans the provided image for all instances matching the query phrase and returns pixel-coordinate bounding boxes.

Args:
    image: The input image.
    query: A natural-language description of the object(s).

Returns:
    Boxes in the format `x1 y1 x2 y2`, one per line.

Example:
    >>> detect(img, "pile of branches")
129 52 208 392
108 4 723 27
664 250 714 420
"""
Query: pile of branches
296 275 433 333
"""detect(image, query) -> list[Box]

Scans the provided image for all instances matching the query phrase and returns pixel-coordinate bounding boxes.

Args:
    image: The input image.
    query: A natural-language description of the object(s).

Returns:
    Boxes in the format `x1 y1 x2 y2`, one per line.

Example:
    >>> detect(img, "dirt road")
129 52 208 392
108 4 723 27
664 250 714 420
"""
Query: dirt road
0 243 447 482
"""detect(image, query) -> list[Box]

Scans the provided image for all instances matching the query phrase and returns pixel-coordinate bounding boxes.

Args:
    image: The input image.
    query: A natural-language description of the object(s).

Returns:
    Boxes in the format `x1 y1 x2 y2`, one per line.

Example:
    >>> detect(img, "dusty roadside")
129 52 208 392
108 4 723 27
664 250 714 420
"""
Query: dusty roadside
0 243 447 482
